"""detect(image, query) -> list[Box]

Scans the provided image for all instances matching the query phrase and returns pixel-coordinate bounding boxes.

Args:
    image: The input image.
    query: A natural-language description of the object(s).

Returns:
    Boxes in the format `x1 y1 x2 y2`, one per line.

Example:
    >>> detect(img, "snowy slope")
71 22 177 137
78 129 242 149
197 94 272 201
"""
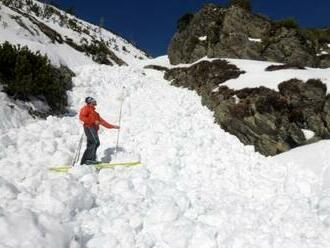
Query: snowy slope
0 0 150 129
271 141 330 190
1 2 330 247
0 0 148 68
1 59 330 247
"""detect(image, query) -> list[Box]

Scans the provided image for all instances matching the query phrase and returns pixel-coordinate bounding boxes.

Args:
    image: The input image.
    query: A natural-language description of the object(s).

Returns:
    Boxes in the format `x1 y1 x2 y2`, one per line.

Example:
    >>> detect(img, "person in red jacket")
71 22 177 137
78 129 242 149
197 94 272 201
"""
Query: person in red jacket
79 96 119 165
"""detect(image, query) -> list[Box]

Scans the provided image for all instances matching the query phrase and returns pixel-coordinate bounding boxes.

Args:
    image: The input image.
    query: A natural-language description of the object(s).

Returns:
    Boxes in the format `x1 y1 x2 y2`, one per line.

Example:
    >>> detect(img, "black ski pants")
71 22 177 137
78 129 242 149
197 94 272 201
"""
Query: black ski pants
80 126 100 165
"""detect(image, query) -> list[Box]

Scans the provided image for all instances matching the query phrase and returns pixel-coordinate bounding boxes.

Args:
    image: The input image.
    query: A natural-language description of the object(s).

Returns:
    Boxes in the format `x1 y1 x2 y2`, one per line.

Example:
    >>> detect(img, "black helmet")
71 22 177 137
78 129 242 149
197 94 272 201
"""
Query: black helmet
85 96 96 104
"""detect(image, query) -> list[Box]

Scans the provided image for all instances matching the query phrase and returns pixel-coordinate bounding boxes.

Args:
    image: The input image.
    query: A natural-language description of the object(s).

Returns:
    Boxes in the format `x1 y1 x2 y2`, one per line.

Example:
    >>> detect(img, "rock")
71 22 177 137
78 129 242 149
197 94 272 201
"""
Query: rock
319 54 330 68
265 64 306 71
168 4 327 68
164 59 244 94
144 65 169 72
165 60 330 156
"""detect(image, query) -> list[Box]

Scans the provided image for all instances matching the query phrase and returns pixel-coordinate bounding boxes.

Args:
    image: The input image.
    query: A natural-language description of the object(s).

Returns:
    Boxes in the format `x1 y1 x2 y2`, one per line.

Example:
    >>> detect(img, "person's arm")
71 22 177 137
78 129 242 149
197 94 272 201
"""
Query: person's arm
99 117 120 129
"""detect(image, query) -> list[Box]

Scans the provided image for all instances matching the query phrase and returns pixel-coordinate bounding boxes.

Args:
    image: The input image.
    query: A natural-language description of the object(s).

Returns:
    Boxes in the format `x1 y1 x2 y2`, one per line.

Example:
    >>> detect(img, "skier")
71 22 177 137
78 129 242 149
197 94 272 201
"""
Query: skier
79 97 120 165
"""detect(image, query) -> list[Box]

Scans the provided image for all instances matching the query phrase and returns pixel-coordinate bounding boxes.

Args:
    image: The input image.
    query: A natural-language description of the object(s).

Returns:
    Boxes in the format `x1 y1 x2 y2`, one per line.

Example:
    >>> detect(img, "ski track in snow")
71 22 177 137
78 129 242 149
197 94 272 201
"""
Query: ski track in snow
0 64 330 247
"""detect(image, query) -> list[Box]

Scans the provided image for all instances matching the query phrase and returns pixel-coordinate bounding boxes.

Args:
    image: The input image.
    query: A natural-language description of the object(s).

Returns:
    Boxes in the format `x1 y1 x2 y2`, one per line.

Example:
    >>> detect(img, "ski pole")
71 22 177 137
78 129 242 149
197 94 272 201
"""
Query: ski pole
71 132 84 167
115 87 125 155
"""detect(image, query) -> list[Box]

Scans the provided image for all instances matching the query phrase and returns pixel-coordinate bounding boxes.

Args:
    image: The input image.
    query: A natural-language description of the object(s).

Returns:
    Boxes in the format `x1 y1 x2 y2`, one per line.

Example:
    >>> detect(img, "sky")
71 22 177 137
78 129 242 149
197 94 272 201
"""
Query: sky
52 0 330 57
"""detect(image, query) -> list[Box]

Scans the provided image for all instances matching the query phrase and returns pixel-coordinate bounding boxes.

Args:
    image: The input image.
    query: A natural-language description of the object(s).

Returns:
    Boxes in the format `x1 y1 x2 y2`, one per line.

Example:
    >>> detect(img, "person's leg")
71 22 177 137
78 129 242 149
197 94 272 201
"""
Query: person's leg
89 127 100 161
80 127 97 165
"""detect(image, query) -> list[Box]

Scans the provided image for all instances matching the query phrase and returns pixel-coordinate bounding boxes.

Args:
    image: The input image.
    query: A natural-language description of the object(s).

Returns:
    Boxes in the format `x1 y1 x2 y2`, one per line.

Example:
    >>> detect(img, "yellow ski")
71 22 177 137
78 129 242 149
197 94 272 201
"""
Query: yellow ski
49 161 141 173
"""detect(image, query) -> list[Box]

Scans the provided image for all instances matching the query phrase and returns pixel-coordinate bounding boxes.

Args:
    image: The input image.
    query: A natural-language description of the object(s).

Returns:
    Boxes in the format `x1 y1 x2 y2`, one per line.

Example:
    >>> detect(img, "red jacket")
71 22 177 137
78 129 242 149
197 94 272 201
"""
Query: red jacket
79 105 116 130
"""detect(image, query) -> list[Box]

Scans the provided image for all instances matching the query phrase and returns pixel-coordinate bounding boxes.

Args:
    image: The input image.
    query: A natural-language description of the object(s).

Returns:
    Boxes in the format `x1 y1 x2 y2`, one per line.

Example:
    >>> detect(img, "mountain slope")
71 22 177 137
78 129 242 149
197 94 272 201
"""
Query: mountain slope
0 1 330 247
0 0 149 69
0 60 330 247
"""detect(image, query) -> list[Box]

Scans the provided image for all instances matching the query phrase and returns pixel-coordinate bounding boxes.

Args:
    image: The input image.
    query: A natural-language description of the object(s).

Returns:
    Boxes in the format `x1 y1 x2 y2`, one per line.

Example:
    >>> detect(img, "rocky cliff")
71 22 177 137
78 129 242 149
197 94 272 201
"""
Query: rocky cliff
161 3 330 156
168 4 330 68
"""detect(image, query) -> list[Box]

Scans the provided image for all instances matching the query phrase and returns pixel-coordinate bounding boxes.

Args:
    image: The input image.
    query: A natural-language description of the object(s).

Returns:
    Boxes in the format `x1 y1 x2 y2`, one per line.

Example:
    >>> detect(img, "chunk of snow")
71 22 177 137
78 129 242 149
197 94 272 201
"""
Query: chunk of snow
233 95 240 104
248 37 262 42
302 129 315 140
212 87 219 92
317 51 329 56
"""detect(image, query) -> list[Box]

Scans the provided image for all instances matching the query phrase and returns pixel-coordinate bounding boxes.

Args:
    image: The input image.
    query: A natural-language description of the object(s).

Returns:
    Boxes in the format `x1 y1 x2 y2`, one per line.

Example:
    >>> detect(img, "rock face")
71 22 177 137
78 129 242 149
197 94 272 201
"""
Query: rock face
164 60 330 156
168 4 330 68
165 60 244 98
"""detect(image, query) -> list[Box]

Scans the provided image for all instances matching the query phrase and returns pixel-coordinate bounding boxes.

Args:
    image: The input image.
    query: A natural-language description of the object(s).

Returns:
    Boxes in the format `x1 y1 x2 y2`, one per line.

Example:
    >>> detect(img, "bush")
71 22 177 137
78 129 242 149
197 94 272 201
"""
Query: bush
2 0 13 7
0 42 73 114
302 28 330 44
177 13 194 33
43 5 56 19
65 6 75 15
274 17 299 29
68 18 81 32
228 0 252 11
30 3 41 16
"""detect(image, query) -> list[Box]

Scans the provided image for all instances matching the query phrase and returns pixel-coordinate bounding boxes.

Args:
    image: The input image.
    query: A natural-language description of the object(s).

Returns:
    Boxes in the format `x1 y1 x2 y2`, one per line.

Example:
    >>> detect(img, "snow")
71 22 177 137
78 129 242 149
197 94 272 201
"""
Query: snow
145 56 330 95
271 140 330 191
248 37 262 42
302 129 315 140
223 59 330 92
144 56 330 94
0 92 34 129
233 95 240 104
1 60 330 247
199 36 207 41
318 51 329 56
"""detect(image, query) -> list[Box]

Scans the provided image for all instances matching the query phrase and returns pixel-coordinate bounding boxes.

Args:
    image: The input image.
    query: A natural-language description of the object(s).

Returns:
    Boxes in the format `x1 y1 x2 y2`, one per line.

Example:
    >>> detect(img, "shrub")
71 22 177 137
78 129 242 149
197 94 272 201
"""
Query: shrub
228 0 252 11
177 13 194 33
302 28 330 44
49 1 61 9
274 17 299 29
26 0 33 6
43 5 56 19
30 3 41 16
68 18 81 32
2 0 13 7
65 6 75 15
0 42 73 114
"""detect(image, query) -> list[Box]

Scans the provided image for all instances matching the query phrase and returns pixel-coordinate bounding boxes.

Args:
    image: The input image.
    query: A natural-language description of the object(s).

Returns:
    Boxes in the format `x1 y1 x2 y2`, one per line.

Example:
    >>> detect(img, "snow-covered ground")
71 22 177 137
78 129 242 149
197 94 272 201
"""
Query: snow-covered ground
1 57 330 247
